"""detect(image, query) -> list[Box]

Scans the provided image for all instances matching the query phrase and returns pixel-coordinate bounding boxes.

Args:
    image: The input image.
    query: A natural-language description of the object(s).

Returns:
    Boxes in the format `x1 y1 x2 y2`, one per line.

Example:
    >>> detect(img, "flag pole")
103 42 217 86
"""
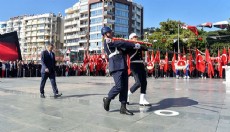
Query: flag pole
178 23 180 54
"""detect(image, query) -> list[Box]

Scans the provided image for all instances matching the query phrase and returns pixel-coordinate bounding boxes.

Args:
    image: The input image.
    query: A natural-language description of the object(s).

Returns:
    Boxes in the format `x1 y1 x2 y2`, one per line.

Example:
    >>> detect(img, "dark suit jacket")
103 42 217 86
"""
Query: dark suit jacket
104 40 135 73
41 50 56 74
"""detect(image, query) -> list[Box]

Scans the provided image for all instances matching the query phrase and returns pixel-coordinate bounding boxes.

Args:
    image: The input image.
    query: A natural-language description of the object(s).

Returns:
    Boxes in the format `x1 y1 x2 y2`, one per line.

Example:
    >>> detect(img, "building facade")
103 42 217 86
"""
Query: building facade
64 0 143 56
0 13 64 62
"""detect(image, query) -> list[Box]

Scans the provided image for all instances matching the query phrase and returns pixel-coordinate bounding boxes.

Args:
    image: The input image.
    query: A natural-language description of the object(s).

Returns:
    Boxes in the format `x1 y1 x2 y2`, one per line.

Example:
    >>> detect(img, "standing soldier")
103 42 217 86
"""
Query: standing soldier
101 27 143 115
127 33 151 106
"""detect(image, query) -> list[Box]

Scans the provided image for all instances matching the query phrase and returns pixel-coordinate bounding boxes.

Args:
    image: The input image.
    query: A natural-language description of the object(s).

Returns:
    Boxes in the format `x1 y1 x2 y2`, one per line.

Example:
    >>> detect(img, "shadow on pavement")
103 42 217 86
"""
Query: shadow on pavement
131 97 199 113
57 93 106 99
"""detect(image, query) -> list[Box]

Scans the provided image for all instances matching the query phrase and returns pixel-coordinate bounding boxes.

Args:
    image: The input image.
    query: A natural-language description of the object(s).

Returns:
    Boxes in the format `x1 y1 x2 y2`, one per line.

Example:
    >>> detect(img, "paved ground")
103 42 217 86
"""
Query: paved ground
0 76 230 132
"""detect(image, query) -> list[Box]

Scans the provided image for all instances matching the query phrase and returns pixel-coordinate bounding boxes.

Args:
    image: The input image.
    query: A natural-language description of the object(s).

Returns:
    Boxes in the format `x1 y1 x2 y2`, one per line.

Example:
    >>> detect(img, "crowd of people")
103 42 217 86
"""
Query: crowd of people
0 57 227 79
0 58 108 78
0 58 225 79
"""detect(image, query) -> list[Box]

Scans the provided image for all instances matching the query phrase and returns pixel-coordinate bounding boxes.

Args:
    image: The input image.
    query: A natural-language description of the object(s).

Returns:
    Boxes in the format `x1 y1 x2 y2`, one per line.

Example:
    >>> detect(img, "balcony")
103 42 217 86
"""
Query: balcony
45 26 50 29
64 22 73 27
64 42 79 47
79 23 88 28
44 32 50 36
64 28 73 33
79 31 88 36
66 35 79 39
31 27 37 31
103 19 114 24
72 14 80 18
32 21 38 25
37 39 45 42
26 28 32 31
26 34 31 37
26 39 31 43
31 39 37 43
37 32 44 36
72 27 80 32
37 26 45 30
72 20 78 25
26 21 33 25
79 39 87 43
31 33 37 36
80 15 88 20
104 11 114 16
104 3 114 9
80 8 88 13
65 15 74 20
38 20 50 24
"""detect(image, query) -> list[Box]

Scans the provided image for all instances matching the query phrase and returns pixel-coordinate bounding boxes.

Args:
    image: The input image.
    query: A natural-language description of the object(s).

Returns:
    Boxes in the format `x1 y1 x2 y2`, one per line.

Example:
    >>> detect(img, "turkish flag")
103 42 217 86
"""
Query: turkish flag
187 26 199 36
189 51 194 74
205 49 214 78
221 48 228 65
154 50 160 63
195 49 205 73
228 48 230 63
151 51 154 62
164 52 168 72
0 32 21 61
182 25 199 36
171 52 176 73
217 49 223 78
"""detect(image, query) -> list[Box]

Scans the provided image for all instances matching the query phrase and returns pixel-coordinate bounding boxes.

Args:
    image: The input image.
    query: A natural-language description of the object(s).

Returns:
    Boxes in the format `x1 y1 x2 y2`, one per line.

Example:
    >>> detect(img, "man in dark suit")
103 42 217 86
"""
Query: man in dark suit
101 26 145 115
40 44 62 98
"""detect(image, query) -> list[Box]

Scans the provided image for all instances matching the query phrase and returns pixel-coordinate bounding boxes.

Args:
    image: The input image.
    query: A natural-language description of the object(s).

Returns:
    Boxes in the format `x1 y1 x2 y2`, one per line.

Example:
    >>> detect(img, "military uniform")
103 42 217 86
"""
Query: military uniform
129 49 147 94
103 40 135 104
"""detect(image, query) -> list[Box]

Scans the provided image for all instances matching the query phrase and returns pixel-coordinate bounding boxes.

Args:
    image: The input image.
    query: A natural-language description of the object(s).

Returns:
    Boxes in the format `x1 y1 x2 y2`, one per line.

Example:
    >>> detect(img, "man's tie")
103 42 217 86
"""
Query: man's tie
50 52 53 59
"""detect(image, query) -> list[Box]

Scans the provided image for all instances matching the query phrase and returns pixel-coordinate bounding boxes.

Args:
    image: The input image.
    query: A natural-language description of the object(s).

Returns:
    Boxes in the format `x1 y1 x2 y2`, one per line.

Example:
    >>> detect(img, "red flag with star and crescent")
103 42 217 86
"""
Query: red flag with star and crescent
217 49 223 78
221 48 228 66
195 49 205 73
205 49 214 78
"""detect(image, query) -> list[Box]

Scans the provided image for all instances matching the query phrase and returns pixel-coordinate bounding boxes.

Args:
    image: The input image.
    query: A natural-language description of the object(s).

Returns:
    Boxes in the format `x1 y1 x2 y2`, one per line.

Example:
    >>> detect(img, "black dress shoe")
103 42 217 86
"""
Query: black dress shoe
40 94 45 98
54 93 62 98
120 104 134 115
103 97 111 111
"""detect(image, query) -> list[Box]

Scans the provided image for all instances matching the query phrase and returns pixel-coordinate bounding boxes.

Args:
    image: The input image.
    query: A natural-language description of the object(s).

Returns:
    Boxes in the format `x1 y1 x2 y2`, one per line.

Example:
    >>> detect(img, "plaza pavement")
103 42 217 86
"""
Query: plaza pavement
0 76 230 132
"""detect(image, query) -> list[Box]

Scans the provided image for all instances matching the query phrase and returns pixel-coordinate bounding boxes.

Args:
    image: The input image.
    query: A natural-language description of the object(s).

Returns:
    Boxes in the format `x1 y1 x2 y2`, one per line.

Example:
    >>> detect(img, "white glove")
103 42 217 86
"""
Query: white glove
105 38 112 44
134 43 141 49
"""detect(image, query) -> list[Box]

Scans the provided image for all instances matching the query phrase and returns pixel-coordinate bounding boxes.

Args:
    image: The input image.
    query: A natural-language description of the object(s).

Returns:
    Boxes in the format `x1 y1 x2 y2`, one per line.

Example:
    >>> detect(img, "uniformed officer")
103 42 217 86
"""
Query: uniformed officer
127 33 151 106
101 26 143 115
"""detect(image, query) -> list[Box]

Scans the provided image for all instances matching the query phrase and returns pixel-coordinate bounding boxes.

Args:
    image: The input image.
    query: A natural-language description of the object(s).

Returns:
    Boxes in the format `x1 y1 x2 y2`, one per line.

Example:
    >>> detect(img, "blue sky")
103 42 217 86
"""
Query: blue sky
0 0 229 30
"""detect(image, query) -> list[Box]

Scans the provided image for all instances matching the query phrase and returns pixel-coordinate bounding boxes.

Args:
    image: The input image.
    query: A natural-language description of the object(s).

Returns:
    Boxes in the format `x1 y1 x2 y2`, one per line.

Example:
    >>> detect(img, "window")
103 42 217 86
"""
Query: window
115 9 128 17
90 25 102 32
90 33 102 40
90 17 102 24
80 5 88 11
90 2 102 9
91 10 102 17
115 3 128 10
115 18 128 25
114 26 128 33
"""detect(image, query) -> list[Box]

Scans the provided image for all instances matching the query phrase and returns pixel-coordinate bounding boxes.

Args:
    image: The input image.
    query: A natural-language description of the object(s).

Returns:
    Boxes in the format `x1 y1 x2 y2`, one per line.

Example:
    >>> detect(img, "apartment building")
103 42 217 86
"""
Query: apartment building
0 16 25 49
23 13 64 61
0 13 64 61
64 0 143 56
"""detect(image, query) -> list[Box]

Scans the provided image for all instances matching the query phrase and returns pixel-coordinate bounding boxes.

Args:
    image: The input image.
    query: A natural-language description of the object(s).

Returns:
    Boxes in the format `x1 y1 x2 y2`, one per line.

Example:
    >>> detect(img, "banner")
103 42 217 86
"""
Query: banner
0 31 22 61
